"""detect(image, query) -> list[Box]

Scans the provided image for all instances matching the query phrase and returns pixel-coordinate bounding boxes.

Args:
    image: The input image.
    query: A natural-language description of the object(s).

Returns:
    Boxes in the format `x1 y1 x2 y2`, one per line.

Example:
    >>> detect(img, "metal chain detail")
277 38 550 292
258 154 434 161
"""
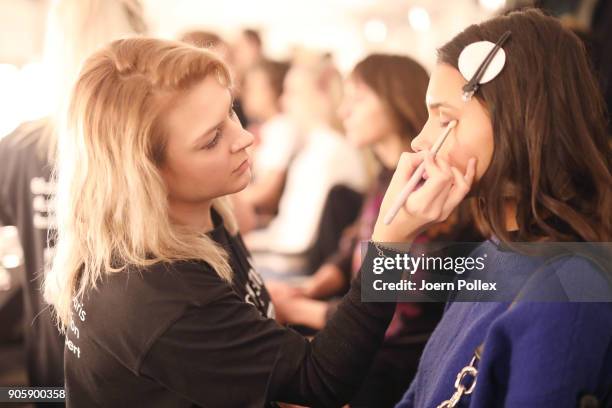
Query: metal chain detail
436 355 479 408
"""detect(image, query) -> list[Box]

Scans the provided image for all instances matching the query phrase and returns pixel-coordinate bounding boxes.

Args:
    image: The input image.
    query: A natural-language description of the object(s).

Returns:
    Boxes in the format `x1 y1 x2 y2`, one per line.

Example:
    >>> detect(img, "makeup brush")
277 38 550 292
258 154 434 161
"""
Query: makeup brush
383 120 457 225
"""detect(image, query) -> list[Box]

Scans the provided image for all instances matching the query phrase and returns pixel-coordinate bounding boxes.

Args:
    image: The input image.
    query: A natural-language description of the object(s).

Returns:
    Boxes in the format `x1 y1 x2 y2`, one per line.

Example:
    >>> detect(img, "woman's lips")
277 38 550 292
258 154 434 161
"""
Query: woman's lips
233 159 250 174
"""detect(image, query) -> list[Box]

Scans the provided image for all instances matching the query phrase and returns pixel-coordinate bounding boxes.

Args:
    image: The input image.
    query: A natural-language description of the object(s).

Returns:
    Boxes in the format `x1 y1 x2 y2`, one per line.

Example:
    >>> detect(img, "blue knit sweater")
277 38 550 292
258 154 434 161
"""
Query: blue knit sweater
396 240 612 407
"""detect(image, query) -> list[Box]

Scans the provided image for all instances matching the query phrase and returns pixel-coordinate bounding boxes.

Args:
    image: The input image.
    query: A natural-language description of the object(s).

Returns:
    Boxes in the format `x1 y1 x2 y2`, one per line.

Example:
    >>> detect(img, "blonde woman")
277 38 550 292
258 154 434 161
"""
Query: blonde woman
0 0 144 394
44 38 474 407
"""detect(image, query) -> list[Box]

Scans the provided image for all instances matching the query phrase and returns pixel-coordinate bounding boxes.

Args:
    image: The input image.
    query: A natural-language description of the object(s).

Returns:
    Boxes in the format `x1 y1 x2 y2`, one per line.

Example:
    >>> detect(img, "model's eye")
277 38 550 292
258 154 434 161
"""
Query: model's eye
439 113 454 128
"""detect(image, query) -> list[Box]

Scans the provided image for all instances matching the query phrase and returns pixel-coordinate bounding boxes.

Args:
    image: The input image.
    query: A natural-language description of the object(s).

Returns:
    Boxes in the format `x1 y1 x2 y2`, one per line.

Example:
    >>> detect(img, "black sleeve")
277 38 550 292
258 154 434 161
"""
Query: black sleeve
139 244 395 408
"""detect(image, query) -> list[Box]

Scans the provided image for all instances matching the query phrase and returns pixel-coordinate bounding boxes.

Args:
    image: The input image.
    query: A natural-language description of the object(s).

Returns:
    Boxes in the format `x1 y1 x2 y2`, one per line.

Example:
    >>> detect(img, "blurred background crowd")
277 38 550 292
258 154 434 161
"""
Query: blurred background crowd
0 0 610 407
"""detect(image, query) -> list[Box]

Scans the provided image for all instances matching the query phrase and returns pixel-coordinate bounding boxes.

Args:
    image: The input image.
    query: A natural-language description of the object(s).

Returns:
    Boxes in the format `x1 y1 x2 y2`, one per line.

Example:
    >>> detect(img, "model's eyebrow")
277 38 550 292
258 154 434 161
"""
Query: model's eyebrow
192 93 235 147
426 100 460 111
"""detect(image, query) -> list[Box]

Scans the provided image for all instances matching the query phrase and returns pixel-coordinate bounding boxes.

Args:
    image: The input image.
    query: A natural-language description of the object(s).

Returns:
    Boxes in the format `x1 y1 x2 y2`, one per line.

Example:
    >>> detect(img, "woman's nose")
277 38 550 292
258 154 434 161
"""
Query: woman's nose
410 130 431 153
231 126 254 153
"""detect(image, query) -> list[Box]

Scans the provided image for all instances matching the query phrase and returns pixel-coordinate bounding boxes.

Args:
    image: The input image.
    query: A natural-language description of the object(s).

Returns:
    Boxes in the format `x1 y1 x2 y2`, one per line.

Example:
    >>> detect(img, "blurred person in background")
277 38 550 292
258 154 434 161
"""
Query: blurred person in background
179 30 230 62
179 29 254 128
239 59 299 221
268 54 482 407
226 28 264 130
245 57 369 280
0 0 145 399
232 28 264 84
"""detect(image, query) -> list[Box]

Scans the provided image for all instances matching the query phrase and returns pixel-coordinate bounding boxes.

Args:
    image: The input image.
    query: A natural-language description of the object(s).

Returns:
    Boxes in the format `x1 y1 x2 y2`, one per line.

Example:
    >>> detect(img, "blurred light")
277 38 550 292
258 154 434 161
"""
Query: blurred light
1 255 21 269
363 19 387 43
0 64 21 139
0 226 23 269
0 62 52 139
479 0 506 11
337 0 377 6
0 63 19 78
408 7 431 32
0 267 11 291
19 62 52 121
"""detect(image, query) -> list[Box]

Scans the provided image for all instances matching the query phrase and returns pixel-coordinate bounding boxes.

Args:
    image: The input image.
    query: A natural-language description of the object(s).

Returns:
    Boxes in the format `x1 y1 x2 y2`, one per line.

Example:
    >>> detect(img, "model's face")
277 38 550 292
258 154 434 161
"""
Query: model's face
160 76 253 206
411 63 494 180
339 77 396 148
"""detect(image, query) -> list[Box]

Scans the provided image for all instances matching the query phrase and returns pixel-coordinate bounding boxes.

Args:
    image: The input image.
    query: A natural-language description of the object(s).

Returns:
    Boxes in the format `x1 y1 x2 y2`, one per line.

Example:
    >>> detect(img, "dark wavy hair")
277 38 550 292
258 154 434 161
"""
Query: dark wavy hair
351 54 429 148
438 8 611 243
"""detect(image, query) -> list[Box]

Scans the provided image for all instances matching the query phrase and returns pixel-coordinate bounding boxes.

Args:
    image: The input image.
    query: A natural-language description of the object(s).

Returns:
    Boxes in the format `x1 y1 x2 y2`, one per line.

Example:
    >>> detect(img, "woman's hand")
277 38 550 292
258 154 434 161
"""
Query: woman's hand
273 296 328 329
372 152 476 243
266 281 305 303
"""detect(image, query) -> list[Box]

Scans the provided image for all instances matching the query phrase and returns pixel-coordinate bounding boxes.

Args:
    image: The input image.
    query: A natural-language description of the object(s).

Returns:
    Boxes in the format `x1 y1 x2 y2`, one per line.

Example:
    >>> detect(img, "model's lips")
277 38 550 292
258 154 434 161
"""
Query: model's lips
233 158 250 173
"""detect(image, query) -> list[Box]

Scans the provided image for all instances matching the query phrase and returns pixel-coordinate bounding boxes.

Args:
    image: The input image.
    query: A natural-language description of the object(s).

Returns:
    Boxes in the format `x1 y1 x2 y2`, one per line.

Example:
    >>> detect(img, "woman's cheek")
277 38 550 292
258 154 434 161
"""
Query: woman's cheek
446 147 471 175
447 133 491 180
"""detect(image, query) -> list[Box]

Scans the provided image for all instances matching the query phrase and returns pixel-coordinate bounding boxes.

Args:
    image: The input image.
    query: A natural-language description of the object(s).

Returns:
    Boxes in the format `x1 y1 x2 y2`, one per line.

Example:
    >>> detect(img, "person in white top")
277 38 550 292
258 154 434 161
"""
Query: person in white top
240 60 299 217
245 58 369 277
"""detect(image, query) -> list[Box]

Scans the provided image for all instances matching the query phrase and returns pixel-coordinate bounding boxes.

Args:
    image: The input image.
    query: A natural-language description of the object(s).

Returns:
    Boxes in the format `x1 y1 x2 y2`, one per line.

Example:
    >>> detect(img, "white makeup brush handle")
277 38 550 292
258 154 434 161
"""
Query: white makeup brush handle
382 120 457 226
383 163 426 225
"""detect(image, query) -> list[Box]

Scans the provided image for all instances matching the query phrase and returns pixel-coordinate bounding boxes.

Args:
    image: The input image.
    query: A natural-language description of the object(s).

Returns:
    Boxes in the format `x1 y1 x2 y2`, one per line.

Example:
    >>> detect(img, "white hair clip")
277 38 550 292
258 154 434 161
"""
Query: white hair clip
458 31 511 101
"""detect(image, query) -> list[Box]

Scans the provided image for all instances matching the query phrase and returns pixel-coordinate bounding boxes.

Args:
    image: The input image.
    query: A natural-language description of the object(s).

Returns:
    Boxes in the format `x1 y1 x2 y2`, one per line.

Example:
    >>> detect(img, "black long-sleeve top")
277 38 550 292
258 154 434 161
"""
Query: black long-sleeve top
64 210 395 407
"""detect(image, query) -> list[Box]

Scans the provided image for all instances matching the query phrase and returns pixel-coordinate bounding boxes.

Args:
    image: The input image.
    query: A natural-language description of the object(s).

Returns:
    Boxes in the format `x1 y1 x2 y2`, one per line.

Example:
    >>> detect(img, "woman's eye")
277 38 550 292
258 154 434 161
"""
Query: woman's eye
439 115 455 127
204 128 223 149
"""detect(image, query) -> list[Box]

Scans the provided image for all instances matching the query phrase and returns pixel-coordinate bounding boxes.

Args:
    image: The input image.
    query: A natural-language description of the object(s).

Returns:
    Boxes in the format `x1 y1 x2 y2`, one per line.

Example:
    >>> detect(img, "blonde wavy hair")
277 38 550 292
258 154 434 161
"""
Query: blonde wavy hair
44 38 239 331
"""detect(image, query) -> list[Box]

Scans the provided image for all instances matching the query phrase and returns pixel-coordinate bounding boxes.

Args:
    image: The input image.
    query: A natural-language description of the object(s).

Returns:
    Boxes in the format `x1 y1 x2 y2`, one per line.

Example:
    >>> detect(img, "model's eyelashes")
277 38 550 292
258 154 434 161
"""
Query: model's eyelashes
425 107 456 128
439 117 455 127
439 113 456 128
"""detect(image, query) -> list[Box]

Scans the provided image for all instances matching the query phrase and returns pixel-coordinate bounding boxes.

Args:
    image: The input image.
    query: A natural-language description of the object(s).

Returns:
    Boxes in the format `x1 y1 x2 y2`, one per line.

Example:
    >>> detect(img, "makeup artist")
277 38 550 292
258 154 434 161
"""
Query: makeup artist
43 38 474 407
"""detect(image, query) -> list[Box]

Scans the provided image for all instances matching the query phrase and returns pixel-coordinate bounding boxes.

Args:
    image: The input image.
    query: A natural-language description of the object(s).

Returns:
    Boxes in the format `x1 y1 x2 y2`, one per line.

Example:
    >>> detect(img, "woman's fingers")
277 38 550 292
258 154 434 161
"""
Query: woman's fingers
405 155 476 223
442 158 477 217
373 151 477 242
398 150 429 179
379 151 428 214
404 154 452 220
